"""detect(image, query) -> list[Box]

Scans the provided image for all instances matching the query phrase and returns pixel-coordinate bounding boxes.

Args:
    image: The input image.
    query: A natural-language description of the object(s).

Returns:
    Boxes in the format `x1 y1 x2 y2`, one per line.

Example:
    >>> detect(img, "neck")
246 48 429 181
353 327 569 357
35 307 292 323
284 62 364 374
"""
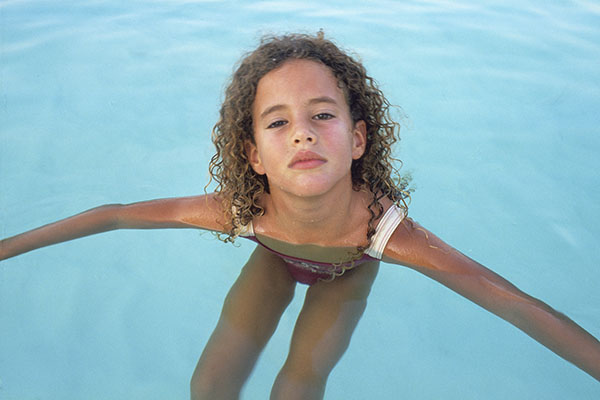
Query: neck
258 182 370 245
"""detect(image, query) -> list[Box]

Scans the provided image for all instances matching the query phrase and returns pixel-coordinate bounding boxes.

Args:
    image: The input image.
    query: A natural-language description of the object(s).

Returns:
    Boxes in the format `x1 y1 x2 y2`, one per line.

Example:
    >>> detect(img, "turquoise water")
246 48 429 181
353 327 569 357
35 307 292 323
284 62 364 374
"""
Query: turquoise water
1 1 599 399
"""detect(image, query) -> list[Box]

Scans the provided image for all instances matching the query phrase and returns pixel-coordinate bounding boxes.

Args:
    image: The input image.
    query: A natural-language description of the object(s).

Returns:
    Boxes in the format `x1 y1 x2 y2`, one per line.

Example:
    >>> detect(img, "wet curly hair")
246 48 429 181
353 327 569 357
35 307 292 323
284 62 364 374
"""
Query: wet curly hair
209 32 411 254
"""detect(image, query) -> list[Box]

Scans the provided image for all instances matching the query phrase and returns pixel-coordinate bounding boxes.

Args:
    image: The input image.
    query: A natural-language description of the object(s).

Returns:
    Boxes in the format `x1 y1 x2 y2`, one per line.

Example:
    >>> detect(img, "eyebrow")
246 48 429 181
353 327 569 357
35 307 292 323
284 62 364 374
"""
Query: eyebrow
258 96 339 120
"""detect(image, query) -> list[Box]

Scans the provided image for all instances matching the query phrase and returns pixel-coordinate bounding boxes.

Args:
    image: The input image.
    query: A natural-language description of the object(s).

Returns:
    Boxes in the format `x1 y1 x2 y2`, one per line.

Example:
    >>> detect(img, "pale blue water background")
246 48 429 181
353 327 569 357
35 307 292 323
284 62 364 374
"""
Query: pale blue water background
1 1 599 399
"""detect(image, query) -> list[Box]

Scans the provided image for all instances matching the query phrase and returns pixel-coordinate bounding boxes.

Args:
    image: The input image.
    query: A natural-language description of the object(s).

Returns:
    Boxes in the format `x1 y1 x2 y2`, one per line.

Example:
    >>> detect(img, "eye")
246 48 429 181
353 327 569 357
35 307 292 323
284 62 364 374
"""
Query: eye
267 120 287 129
314 113 334 121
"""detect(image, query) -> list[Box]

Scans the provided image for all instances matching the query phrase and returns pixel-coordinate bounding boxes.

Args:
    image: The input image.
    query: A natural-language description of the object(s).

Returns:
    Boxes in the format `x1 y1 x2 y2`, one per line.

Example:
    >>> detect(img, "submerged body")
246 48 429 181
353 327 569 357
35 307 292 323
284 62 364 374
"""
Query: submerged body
3 190 599 399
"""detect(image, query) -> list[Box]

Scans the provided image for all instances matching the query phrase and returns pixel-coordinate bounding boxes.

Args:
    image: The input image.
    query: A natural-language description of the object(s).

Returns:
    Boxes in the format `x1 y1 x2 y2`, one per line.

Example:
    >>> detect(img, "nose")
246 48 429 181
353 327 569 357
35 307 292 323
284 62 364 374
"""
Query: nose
291 121 317 145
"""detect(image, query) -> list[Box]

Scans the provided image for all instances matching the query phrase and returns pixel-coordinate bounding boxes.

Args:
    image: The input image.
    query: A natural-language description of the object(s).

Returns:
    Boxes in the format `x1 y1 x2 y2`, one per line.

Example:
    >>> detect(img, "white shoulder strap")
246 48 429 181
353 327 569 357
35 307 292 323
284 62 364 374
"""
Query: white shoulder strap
365 205 405 259
238 220 254 237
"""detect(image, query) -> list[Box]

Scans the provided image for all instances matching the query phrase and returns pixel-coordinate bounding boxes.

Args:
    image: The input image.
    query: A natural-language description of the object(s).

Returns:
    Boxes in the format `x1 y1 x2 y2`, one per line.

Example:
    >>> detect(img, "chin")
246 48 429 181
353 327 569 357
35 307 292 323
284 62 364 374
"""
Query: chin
289 180 346 198
269 173 352 198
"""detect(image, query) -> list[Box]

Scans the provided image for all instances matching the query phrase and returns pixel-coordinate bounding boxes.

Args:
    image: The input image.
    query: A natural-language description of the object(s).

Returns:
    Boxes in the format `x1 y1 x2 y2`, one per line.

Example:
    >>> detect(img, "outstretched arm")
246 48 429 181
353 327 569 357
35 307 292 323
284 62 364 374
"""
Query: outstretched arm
0 193 225 261
383 217 600 381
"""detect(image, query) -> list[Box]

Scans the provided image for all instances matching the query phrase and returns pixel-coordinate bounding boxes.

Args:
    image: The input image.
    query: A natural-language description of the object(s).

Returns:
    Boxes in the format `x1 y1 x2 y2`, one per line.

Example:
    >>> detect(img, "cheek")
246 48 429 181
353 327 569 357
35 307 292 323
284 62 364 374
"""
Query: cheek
327 127 357 153
254 137 284 170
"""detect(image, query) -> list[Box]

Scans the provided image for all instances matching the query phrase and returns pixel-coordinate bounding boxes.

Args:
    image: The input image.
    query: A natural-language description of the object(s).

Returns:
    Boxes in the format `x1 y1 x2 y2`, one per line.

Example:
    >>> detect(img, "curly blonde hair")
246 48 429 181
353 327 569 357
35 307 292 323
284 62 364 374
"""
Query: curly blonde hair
209 32 411 253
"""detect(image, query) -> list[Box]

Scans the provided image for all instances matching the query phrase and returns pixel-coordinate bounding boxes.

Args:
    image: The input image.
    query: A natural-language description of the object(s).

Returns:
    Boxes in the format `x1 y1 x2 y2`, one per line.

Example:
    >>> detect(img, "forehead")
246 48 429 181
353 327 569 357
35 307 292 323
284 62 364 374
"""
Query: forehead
253 59 347 111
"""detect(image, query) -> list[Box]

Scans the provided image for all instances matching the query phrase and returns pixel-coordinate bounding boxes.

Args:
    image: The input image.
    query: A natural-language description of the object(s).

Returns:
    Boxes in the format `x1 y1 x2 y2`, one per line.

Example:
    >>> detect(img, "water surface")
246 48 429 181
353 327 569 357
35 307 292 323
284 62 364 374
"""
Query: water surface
1 1 599 399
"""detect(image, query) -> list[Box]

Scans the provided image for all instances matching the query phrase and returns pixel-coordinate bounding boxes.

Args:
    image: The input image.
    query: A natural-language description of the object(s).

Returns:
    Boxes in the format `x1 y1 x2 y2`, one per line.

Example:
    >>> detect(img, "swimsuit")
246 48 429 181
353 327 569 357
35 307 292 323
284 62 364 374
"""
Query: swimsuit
240 205 405 285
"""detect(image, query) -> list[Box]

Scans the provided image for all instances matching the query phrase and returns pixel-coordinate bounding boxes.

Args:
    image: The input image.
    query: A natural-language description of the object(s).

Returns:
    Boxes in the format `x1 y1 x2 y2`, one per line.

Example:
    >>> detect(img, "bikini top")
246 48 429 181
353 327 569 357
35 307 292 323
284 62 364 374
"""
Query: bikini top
239 204 405 266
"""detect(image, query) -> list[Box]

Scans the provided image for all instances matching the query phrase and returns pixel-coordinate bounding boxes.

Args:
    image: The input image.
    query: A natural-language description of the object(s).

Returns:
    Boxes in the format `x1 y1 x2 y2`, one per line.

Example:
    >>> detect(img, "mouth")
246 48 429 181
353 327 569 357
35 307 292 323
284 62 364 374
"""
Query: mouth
288 150 327 169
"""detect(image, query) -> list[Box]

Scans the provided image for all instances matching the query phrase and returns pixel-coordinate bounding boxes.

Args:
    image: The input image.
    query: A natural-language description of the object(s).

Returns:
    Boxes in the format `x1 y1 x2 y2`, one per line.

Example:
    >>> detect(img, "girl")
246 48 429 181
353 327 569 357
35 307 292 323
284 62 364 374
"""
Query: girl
1 33 599 400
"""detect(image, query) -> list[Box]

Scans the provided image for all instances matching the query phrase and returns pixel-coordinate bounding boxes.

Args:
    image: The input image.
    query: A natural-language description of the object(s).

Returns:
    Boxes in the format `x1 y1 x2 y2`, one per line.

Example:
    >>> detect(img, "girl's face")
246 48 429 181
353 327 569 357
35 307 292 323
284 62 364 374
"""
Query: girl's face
246 59 366 199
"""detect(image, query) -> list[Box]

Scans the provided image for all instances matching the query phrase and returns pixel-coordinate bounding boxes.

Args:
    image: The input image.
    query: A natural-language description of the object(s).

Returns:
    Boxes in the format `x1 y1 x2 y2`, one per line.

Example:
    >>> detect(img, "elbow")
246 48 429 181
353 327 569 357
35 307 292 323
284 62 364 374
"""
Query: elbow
94 203 124 230
475 274 545 324
508 295 567 328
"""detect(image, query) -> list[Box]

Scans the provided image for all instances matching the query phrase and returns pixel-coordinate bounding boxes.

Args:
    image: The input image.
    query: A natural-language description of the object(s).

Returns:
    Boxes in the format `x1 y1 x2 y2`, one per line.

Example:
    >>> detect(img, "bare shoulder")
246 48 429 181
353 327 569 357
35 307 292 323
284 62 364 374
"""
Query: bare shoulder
381 217 434 267
118 193 227 232
169 193 226 230
381 217 478 274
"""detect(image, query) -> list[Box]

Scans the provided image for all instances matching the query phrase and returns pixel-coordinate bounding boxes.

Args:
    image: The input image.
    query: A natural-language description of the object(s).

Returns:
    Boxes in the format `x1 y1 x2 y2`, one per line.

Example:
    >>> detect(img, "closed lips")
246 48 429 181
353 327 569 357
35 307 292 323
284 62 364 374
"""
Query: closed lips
289 151 326 168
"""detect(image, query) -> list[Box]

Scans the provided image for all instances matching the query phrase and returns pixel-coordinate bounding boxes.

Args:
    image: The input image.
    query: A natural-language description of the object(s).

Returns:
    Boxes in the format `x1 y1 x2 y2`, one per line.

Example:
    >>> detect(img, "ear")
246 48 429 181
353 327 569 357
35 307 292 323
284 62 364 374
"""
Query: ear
244 140 266 175
351 120 367 160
